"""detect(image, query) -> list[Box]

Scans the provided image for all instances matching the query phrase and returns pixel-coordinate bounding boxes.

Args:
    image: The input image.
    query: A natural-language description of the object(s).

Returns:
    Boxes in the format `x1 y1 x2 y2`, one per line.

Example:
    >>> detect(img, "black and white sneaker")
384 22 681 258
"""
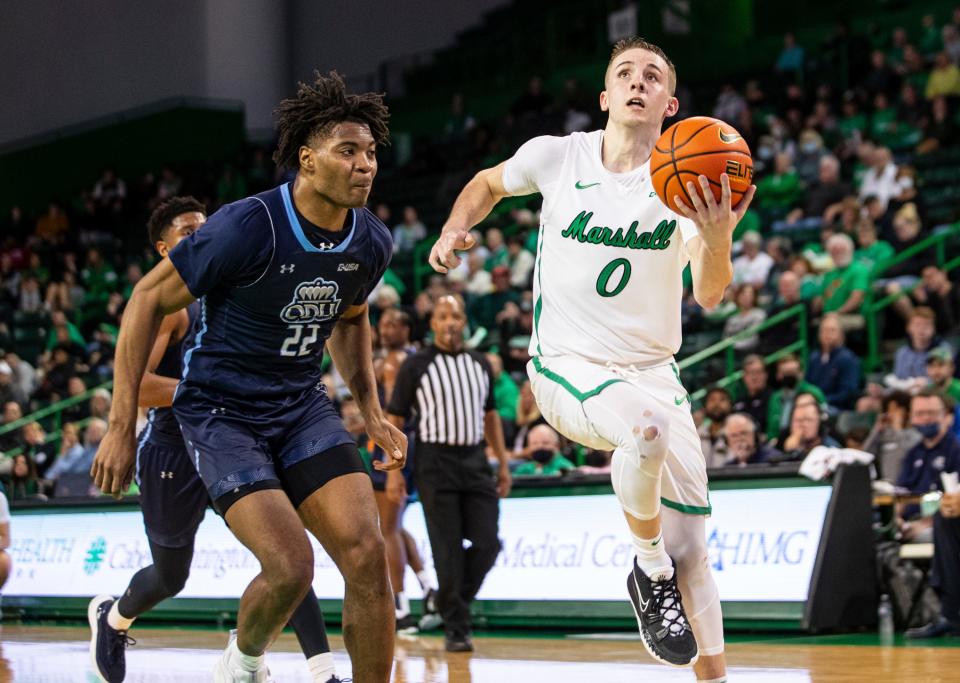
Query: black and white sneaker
626 559 698 667
88 594 135 683
418 589 443 632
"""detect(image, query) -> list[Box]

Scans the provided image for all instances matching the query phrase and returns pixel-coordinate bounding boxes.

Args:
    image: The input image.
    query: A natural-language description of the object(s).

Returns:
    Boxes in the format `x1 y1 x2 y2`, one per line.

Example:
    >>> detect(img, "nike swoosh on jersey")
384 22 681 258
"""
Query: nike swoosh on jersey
575 180 601 189
674 395 688 405
719 130 742 143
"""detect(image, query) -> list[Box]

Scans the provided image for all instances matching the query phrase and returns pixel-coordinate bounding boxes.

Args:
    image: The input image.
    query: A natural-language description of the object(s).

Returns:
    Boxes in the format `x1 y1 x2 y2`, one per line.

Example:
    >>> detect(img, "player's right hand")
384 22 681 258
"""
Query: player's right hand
428 229 476 273
91 428 137 500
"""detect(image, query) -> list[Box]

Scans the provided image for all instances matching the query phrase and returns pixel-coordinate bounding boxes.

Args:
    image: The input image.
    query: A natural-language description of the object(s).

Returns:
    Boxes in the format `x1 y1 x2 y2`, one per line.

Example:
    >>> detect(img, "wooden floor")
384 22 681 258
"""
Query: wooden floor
2 623 959 682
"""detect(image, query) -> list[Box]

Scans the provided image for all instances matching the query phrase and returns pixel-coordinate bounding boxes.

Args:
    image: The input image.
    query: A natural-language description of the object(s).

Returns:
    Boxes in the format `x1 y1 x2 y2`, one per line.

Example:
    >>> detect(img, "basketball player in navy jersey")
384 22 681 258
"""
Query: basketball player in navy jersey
87 198 341 683
92 73 404 683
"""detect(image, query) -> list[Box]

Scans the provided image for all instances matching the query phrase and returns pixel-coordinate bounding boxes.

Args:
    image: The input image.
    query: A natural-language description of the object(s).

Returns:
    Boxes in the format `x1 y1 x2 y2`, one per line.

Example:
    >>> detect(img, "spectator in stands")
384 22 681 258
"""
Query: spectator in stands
887 307 945 391
912 266 960 336
864 390 919 482
0 401 22 453
723 285 766 352
392 206 427 255
779 395 839 460
756 153 803 219
805 313 862 410
46 310 85 353
511 76 553 121
4 352 36 401
32 345 78 403
444 92 477 140
926 347 960 404
863 49 901 98
896 390 959 542
505 235 534 289
794 130 828 185
464 251 492 298
44 418 104 492
89 387 111 421
766 354 827 440
926 51 960 99
20 420 52 478
699 387 733 467
734 355 772 430
918 96 959 154
513 425 574 477
858 146 899 211
469 266 519 332
782 153 849 225
34 201 70 245
483 228 508 271
732 231 774 288
18 275 42 313
722 413 782 467
713 84 748 124
487 352 519 443
8 453 40 500
854 219 894 271
775 32 805 76
815 233 869 329
943 24 960 64
883 203 935 285
511 381 544 453
0 360 26 408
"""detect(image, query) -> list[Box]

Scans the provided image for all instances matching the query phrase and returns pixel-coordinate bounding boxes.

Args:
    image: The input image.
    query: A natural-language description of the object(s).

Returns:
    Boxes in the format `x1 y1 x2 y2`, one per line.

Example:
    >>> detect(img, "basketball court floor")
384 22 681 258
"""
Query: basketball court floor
1 623 958 682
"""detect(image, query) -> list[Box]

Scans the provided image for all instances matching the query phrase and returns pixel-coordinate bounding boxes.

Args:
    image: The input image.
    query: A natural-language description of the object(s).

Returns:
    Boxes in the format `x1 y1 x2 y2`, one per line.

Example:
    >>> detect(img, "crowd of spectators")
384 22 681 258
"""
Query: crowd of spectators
2 11 960 509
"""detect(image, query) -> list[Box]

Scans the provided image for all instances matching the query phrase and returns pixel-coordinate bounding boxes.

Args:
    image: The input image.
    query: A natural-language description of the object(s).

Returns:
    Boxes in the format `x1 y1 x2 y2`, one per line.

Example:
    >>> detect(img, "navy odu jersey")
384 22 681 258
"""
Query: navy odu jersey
141 302 200 448
169 182 391 400
167 182 390 503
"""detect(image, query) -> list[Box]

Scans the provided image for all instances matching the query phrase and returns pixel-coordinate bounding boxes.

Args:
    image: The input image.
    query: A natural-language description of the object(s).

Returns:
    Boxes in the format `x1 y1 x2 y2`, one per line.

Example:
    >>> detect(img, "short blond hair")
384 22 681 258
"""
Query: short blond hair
606 37 677 94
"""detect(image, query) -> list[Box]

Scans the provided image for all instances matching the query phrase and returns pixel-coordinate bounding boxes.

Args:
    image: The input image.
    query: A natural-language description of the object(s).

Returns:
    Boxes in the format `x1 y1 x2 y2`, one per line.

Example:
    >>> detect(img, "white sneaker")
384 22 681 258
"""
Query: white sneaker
213 630 275 683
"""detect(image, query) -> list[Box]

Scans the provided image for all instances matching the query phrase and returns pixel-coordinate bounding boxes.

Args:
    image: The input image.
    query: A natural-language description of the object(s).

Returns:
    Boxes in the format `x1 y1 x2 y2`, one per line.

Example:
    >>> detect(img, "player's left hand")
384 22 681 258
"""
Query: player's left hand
496 462 512 498
368 417 408 471
674 173 756 251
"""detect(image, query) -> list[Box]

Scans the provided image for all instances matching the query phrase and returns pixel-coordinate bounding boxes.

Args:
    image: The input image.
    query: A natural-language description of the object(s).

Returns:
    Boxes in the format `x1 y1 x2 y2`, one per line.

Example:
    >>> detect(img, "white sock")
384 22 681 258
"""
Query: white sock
632 531 672 576
228 639 264 673
697 677 727 683
416 569 436 592
107 600 135 631
395 591 411 617
307 652 336 682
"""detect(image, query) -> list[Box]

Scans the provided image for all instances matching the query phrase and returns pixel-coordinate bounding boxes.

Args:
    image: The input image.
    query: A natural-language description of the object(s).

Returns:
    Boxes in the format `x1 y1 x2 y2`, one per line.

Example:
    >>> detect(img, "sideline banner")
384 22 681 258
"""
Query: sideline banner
9 486 831 603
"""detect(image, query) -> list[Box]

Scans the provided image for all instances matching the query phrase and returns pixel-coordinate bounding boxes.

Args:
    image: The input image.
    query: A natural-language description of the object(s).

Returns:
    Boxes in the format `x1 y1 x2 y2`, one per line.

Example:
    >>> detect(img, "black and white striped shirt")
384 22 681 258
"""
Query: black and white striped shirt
387 346 495 446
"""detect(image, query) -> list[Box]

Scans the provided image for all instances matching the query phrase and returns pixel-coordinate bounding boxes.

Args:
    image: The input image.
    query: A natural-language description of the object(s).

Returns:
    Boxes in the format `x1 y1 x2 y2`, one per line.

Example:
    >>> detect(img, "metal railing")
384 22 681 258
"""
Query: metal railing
677 304 808 404
863 223 960 372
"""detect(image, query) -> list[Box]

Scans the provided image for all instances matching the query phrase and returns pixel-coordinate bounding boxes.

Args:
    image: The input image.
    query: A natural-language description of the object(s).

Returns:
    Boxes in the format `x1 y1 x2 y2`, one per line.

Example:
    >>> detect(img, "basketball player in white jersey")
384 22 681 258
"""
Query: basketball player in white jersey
429 37 755 682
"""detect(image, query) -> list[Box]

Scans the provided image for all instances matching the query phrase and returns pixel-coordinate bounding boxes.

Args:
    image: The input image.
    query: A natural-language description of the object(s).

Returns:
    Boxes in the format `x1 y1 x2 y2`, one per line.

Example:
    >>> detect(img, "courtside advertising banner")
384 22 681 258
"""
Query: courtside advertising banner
9 485 831 603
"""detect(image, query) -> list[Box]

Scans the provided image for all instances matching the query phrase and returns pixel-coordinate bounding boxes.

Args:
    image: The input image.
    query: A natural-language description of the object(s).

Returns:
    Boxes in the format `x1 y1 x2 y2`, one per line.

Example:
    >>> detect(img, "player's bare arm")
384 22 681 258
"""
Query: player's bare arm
92 258 196 497
138 309 189 408
429 161 514 272
328 302 408 470
676 173 757 309
483 408 512 498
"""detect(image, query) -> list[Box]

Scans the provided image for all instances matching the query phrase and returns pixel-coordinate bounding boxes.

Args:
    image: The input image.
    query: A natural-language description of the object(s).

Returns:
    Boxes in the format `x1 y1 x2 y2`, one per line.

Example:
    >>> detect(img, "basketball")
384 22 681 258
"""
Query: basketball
650 116 753 214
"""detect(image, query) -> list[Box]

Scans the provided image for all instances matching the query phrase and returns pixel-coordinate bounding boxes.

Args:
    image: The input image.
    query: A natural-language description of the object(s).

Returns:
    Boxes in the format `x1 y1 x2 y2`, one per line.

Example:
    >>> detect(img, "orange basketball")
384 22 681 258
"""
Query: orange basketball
650 116 753 214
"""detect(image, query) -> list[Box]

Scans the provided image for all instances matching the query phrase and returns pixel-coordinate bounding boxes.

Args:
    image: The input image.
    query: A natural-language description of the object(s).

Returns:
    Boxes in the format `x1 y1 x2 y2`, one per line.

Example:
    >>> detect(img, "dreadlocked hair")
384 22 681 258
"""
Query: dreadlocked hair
147 196 206 245
273 70 390 170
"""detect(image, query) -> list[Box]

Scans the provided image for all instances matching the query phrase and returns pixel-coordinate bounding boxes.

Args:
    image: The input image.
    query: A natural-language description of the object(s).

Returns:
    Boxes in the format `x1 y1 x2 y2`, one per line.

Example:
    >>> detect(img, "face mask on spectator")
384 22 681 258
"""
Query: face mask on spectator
531 449 554 465
802 141 820 154
780 374 799 389
913 422 941 439
758 145 775 160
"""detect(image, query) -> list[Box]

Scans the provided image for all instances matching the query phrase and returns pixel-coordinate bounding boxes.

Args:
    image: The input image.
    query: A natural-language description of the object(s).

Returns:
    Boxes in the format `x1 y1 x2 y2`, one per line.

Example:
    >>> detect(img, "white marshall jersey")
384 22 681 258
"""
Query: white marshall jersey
502 130 699 367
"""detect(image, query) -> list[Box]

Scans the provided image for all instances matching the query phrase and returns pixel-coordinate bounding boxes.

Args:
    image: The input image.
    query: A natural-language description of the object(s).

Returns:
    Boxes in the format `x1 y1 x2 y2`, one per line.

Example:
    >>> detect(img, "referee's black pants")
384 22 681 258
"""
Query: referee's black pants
932 513 960 626
416 443 501 636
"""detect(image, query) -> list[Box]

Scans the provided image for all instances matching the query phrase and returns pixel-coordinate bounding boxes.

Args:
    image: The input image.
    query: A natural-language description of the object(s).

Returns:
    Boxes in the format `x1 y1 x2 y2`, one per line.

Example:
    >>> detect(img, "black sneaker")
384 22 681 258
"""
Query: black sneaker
418 589 443 632
396 612 419 633
444 629 474 653
627 559 698 667
88 594 136 683
905 617 960 639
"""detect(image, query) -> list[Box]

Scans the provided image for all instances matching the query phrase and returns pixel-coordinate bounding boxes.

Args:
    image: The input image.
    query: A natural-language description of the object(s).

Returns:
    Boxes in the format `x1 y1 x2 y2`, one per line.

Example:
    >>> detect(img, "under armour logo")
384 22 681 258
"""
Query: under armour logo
160 471 174 479
210 407 226 415
280 264 296 274
316 242 333 251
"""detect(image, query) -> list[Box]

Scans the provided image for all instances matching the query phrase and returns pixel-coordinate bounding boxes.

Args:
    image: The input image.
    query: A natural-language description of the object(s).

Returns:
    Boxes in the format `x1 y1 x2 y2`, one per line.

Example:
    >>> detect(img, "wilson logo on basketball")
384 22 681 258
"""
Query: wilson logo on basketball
280 277 342 323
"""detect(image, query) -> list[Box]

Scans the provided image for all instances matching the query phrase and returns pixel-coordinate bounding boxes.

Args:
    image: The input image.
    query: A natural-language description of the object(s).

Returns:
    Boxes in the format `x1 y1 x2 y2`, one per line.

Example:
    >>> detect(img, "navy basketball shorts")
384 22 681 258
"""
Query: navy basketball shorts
173 383 368 514
135 434 209 548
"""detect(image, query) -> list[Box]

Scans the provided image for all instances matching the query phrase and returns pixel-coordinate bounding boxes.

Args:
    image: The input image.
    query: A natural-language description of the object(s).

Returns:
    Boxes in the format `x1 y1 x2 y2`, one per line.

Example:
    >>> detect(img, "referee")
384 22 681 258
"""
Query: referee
386 294 511 652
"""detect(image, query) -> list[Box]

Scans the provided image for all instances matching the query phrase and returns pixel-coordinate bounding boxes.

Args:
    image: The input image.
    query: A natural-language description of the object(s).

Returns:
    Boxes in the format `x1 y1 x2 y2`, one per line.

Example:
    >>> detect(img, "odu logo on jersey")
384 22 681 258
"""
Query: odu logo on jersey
281 277 342 323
